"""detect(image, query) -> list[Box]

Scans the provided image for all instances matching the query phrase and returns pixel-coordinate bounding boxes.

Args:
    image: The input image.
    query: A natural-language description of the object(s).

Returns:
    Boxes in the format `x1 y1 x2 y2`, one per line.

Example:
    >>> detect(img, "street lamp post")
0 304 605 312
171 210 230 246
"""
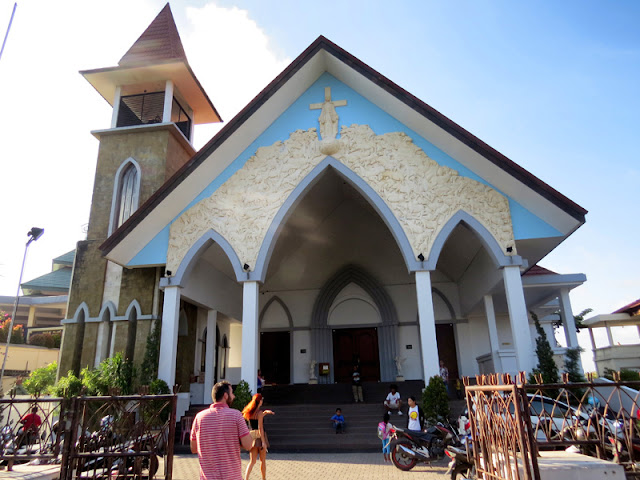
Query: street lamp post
0 227 44 394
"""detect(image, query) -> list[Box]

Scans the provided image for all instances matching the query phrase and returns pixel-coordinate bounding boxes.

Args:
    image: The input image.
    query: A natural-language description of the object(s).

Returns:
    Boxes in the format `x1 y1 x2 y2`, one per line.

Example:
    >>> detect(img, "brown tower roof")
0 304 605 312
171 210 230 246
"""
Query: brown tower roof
119 3 187 67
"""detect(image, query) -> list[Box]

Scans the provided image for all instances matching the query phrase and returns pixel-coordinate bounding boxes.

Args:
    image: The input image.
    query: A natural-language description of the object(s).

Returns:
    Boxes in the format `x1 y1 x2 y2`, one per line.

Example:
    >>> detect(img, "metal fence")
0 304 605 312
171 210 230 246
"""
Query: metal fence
1 391 177 480
523 373 640 476
464 372 640 480
465 373 540 480
0 393 67 470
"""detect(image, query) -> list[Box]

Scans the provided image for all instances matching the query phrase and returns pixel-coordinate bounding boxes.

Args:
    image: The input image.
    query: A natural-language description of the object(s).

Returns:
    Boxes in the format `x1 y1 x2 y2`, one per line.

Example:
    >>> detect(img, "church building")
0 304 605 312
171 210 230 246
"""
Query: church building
59 4 587 404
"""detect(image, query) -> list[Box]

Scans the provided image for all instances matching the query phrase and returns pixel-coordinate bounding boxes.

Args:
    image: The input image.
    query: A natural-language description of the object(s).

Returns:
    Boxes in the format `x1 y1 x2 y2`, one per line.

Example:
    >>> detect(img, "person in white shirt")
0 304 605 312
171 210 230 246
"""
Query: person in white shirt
383 384 402 415
406 396 425 431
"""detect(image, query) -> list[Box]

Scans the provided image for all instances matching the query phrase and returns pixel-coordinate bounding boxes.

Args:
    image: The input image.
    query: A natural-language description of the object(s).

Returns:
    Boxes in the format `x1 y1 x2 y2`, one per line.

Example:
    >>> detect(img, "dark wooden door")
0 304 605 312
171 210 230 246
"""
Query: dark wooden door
260 331 290 385
436 323 459 384
332 327 380 383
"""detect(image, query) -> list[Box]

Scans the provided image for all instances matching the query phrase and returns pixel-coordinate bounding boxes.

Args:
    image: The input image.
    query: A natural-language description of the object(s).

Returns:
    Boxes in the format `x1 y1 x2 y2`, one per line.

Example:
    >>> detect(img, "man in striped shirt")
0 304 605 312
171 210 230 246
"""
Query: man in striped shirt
191 381 252 480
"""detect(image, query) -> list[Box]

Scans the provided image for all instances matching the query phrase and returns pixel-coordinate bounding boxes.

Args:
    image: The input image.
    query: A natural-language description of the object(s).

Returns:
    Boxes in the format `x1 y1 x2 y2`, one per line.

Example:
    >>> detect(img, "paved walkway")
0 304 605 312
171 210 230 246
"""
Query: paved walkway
172 452 449 479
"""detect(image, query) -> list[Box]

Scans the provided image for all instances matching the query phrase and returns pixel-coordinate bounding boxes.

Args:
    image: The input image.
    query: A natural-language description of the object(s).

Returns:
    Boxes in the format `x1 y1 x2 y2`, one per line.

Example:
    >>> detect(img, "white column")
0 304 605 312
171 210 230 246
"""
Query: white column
606 325 614 346
158 285 181 387
502 265 534 374
483 295 503 372
203 310 217 404
110 86 122 128
559 288 579 348
241 281 260 395
589 328 597 350
163 80 174 123
415 271 440 381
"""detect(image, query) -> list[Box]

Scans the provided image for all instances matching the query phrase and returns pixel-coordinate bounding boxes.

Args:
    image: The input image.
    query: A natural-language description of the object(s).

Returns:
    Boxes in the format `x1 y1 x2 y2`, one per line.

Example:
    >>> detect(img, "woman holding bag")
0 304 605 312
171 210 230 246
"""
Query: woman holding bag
241 393 274 480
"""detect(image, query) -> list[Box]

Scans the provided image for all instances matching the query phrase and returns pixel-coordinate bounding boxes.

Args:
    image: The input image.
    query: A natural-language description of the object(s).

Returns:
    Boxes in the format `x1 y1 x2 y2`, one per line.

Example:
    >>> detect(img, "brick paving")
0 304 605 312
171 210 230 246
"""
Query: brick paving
171 452 450 479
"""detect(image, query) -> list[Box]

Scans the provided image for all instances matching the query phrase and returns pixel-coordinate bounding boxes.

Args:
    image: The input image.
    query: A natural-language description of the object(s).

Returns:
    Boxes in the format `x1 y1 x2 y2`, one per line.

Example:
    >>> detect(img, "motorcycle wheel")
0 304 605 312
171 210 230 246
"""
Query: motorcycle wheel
390 439 418 471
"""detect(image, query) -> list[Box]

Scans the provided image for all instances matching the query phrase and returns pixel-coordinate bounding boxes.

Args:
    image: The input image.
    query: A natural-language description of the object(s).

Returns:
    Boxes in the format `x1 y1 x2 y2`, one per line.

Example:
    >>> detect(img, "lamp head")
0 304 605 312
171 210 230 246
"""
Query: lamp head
417 253 425 262
27 227 44 243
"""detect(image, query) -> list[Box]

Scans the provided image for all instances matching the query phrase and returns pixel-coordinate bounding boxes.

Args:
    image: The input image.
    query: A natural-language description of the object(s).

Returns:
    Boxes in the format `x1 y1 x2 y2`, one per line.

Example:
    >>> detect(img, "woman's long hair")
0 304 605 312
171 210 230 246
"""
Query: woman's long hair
242 393 263 421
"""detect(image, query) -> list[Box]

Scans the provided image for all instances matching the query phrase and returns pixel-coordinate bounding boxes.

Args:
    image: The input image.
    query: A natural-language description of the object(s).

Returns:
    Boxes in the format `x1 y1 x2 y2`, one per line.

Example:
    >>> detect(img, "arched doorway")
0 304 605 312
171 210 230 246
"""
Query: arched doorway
259 296 292 385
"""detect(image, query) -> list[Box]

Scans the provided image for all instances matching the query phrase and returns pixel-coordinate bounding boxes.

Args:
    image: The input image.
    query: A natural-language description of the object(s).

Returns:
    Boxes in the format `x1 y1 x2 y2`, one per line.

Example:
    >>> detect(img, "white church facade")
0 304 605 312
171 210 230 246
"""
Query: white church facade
60 5 587 404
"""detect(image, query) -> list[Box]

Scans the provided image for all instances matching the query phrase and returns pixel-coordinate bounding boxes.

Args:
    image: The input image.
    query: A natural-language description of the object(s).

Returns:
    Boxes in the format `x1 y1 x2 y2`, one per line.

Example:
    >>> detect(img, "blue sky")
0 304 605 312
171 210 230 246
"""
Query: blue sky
0 1 638 364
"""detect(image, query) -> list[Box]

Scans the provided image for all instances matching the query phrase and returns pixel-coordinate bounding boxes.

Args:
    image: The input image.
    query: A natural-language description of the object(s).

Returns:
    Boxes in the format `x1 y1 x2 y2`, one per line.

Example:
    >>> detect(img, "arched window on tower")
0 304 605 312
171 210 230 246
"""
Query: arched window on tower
109 159 141 235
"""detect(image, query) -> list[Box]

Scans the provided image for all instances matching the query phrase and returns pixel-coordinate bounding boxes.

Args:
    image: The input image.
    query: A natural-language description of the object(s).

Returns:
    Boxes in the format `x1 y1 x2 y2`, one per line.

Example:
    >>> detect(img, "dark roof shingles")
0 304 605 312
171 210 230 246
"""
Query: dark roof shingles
119 3 187 67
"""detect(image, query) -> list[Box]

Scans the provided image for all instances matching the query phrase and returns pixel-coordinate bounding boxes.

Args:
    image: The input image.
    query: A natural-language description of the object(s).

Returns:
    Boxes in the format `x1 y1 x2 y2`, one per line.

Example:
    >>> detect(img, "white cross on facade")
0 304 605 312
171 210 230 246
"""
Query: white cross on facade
309 87 347 141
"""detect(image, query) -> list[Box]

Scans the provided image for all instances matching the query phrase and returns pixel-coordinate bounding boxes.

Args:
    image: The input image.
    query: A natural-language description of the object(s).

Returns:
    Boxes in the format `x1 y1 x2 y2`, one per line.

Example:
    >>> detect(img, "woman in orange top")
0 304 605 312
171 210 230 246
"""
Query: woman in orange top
241 393 275 480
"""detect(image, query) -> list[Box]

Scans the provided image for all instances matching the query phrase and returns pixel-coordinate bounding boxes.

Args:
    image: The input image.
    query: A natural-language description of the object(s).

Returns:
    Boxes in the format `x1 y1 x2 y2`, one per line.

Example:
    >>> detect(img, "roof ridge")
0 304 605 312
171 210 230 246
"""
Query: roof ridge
119 3 187 67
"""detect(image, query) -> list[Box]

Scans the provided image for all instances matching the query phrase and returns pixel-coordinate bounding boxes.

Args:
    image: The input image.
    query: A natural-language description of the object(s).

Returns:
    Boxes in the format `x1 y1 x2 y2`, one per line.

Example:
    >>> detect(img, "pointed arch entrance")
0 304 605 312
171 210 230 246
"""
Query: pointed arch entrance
312 265 398 383
259 296 293 385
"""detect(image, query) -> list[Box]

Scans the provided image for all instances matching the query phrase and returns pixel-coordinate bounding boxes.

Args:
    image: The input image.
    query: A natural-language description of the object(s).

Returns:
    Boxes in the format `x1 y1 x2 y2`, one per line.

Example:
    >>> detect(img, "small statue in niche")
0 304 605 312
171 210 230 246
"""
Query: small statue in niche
309 360 317 380
394 356 405 377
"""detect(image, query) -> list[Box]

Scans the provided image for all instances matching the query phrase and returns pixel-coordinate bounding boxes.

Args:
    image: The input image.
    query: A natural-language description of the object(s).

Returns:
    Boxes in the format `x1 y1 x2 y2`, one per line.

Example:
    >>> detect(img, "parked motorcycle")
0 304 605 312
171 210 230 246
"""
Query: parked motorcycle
444 413 476 479
390 423 455 471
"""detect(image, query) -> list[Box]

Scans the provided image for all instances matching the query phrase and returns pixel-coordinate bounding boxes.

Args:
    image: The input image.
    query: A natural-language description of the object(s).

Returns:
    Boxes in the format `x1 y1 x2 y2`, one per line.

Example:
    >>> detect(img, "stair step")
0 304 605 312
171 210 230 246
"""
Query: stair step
175 381 471 453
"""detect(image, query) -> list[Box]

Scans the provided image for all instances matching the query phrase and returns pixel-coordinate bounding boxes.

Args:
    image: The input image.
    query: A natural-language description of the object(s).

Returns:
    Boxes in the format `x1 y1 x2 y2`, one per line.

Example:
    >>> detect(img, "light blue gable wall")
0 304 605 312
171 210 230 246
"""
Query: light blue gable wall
128 72 559 266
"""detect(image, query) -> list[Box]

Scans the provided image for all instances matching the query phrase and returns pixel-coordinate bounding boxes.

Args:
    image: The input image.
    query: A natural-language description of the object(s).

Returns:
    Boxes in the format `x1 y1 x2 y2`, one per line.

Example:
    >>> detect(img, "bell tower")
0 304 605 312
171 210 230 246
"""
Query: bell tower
60 4 220 376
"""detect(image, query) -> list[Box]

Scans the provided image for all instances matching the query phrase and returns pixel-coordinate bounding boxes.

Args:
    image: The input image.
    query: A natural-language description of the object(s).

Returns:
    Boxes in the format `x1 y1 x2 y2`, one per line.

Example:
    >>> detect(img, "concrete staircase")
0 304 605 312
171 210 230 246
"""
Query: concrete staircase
176 380 458 453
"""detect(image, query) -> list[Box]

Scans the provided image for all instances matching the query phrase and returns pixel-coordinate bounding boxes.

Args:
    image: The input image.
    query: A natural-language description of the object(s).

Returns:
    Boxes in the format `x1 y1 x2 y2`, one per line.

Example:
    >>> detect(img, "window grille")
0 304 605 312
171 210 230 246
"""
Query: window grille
117 91 165 127
172 98 192 139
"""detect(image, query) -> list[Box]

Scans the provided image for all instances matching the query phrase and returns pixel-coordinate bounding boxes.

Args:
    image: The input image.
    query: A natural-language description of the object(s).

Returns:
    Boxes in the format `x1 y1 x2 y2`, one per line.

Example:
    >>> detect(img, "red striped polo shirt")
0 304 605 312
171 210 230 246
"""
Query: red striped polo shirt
191 402 250 480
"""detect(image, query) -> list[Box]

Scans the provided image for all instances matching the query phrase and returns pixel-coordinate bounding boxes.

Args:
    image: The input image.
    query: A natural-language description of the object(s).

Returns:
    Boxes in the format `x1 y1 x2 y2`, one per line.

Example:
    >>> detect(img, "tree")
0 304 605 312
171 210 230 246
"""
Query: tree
529 311 559 384
422 376 450 424
554 308 593 332
564 347 585 383
23 362 58 395
231 380 252 412
140 319 161 386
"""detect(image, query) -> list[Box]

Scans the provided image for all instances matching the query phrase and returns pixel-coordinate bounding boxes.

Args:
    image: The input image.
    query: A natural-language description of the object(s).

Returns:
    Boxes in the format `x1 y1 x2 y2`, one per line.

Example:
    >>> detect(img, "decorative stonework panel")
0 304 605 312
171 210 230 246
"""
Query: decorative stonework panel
167 125 515 273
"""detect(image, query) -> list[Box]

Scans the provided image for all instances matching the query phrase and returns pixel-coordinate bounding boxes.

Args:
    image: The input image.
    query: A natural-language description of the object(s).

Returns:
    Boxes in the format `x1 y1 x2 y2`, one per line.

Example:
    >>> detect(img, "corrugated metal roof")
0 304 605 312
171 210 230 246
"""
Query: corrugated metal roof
53 250 75 266
21 267 72 292
118 3 187 67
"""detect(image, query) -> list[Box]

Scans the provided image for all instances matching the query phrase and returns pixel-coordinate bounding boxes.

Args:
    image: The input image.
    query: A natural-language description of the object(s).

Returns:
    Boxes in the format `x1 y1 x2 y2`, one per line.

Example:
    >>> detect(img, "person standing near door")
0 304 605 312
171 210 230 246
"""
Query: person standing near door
352 364 364 403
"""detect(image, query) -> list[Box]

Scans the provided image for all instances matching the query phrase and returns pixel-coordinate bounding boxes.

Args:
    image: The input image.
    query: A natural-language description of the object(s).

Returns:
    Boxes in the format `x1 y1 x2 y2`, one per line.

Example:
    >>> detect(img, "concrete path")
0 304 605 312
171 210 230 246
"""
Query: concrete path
172 452 449 480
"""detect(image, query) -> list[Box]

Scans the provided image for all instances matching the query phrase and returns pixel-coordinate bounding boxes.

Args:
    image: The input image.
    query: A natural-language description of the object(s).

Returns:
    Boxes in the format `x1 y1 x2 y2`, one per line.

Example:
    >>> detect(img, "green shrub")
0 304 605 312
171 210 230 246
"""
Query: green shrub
604 368 640 382
142 378 172 426
422 375 450 424
23 362 58 396
231 380 252 411
51 371 83 398
28 333 56 348
0 314 25 344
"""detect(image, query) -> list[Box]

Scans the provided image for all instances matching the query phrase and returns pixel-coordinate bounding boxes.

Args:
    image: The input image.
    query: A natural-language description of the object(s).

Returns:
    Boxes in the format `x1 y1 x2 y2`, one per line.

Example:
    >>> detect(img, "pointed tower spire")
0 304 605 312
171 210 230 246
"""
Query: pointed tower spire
80 3 221 126
119 4 187 67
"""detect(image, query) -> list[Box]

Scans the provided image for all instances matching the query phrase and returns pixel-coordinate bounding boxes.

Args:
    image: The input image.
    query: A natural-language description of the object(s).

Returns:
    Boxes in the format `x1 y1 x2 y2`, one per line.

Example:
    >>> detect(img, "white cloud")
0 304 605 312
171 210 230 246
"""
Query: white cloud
182 3 291 147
